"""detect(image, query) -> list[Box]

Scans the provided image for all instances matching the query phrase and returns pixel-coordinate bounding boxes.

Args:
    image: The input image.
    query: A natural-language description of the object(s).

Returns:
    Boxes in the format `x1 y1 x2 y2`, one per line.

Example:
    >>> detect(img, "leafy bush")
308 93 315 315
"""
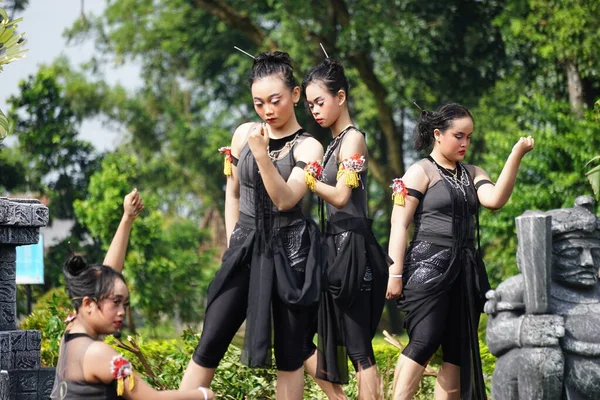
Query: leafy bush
20 289 71 366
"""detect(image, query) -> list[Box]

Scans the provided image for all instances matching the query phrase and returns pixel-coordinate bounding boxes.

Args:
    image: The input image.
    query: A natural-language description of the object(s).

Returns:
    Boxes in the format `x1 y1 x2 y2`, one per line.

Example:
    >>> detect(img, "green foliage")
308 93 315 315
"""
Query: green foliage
586 155 600 200
74 152 219 326
476 84 600 286
20 289 71 366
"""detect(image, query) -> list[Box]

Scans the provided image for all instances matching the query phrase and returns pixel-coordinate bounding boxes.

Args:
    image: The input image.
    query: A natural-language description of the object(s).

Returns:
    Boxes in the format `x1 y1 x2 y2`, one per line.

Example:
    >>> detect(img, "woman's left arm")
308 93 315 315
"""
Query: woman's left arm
475 136 535 210
103 189 144 272
313 129 366 209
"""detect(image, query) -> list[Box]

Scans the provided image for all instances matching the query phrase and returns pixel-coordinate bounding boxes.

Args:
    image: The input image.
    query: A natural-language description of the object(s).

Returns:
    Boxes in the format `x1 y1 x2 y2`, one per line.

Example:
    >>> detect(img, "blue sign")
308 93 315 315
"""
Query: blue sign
16 234 45 284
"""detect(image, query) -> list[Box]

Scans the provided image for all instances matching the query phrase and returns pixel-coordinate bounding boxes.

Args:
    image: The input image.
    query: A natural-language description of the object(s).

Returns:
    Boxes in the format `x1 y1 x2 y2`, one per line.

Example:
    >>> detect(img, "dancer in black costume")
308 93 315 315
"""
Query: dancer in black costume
387 103 534 400
301 58 389 400
52 190 214 400
179 52 324 400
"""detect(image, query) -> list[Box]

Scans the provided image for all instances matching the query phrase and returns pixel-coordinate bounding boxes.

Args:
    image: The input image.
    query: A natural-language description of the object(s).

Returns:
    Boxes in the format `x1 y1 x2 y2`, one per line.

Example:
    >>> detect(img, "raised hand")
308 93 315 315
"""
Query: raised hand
512 136 535 158
123 188 144 219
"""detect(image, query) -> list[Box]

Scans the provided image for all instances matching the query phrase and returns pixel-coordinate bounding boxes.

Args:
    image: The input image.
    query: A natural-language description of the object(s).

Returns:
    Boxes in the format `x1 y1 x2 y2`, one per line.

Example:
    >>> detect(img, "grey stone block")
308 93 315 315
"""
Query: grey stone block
0 351 14 371
515 212 552 314
0 263 16 282
13 351 39 370
0 281 16 303
37 368 54 400
24 333 40 352
0 228 40 246
14 370 37 393
0 333 10 353
10 333 25 352
0 370 8 400
0 249 15 263
0 302 16 331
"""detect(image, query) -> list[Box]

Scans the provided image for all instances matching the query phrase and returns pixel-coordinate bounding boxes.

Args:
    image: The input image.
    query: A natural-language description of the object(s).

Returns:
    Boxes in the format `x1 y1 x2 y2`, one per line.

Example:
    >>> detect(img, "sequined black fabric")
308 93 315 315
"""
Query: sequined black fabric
404 241 452 285
279 220 310 272
334 231 372 291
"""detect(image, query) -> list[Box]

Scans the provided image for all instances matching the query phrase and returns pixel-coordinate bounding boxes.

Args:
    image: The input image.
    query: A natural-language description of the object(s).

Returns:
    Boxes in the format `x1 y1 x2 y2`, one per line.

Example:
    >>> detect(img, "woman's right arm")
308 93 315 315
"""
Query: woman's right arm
224 123 253 246
386 164 428 300
84 342 214 400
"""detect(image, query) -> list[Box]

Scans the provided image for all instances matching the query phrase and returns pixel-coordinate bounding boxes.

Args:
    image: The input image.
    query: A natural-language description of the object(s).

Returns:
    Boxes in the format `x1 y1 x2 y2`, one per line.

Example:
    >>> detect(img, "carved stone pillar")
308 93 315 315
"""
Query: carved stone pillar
0 198 54 400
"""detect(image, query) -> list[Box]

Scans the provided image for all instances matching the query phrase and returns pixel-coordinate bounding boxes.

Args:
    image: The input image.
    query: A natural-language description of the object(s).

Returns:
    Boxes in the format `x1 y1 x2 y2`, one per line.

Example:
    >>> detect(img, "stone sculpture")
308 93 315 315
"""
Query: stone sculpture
485 196 600 400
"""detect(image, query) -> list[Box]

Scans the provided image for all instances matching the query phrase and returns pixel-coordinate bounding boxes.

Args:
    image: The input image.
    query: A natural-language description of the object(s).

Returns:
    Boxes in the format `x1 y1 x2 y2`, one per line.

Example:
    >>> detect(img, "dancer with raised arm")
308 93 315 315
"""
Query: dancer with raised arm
53 190 214 400
387 103 534 400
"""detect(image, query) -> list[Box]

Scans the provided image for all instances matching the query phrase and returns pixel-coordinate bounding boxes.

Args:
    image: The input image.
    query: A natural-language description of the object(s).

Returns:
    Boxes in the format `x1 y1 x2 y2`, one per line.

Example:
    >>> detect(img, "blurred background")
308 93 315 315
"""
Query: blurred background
1 0 599 360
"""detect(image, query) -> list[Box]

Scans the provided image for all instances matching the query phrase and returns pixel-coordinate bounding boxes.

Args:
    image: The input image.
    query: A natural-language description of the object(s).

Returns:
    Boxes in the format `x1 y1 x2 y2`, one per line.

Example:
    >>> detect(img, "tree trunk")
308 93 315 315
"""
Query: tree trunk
567 61 585 118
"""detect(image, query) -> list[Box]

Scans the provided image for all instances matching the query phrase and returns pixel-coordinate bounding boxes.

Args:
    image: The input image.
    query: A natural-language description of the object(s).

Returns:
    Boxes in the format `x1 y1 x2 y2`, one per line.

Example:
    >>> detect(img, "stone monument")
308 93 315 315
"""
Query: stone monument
0 197 53 399
485 196 600 399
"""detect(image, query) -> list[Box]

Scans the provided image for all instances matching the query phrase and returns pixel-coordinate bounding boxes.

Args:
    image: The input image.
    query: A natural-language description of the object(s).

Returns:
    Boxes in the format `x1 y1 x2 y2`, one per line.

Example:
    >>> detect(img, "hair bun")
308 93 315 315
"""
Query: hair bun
254 51 293 67
64 255 89 277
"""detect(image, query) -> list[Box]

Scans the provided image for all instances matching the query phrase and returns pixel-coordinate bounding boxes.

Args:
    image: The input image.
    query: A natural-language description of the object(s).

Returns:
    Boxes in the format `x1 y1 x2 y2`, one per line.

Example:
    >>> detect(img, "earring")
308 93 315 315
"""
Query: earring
294 102 298 107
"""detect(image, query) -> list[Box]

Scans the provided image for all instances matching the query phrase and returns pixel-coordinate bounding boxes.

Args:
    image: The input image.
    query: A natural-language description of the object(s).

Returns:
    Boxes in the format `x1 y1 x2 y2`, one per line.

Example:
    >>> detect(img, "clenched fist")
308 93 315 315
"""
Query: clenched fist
123 188 144 219
512 136 535 158
247 123 270 159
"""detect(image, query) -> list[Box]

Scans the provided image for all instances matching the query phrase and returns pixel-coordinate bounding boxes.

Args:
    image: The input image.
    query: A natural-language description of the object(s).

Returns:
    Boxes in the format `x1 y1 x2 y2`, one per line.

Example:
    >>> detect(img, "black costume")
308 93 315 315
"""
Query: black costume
304 127 389 384
193 128 323 371
398 157 491 400
51 331 121 400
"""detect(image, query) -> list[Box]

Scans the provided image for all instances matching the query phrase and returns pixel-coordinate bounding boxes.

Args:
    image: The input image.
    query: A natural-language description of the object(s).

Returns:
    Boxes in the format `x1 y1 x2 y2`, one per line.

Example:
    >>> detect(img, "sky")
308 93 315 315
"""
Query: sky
0 0 142 151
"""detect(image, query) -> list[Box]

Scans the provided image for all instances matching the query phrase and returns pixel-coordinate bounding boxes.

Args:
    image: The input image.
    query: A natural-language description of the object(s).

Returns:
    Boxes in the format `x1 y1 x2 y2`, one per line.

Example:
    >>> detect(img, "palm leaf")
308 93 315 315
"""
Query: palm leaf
585 159 600 200
0 7 28 70
0 108 9 142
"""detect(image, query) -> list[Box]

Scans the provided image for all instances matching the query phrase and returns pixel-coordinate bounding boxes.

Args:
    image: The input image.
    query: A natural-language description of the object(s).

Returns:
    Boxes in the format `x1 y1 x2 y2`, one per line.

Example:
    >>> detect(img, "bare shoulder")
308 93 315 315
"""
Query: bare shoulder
83 341 122 383
295 134 324 161
231 122 259 153
340 128 367 156
402 162 429 193
468 164 491 181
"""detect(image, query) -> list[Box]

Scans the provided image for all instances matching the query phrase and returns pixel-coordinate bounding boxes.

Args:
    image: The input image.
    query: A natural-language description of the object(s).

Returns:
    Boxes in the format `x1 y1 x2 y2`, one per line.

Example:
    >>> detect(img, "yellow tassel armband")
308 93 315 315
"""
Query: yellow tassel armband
390 178 409 206
304 161 324 193
338 153 366 189
218 146 233 177
111 355 135 395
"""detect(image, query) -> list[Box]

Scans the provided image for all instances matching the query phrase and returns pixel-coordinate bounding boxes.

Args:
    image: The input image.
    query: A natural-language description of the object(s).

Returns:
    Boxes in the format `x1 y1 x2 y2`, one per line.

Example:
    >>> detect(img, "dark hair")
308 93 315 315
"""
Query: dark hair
248 51 297 90
63 255 126 312
301 58 350 98
414 102 473 151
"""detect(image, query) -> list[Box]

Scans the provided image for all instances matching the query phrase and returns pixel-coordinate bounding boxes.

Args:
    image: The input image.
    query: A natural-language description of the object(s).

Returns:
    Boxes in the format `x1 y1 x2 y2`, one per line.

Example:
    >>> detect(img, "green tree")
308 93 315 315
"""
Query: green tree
496 0 600 116
74 152 219 328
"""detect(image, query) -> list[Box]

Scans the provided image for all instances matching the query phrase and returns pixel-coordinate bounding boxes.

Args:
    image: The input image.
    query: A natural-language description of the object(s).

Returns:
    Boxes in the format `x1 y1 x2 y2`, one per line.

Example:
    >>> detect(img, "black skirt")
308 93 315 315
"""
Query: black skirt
206 211 323 368
397 239 490 400
316 212 390 384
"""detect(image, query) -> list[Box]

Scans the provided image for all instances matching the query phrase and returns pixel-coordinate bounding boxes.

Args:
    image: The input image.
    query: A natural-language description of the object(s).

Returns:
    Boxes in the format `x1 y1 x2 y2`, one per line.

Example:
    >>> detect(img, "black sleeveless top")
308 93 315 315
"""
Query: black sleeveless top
52 332 120 400
411 158 478 247
238 128 306 217
321 126 368 219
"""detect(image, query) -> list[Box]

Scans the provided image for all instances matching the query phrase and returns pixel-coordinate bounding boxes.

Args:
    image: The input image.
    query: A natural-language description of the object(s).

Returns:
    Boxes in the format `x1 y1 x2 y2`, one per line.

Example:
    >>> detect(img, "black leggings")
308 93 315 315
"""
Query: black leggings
303 289 377 372
192 266 314 371
402 282 462 366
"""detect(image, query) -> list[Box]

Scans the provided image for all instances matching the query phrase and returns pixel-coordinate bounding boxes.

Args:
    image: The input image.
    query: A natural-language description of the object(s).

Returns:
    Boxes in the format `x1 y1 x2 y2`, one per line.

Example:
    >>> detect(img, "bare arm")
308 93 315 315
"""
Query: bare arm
103 189 144 273
385 164 429 299
84 343 214 400
313 129 366 209
475 136 535 210
249 125 324 211
223 123 251 246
